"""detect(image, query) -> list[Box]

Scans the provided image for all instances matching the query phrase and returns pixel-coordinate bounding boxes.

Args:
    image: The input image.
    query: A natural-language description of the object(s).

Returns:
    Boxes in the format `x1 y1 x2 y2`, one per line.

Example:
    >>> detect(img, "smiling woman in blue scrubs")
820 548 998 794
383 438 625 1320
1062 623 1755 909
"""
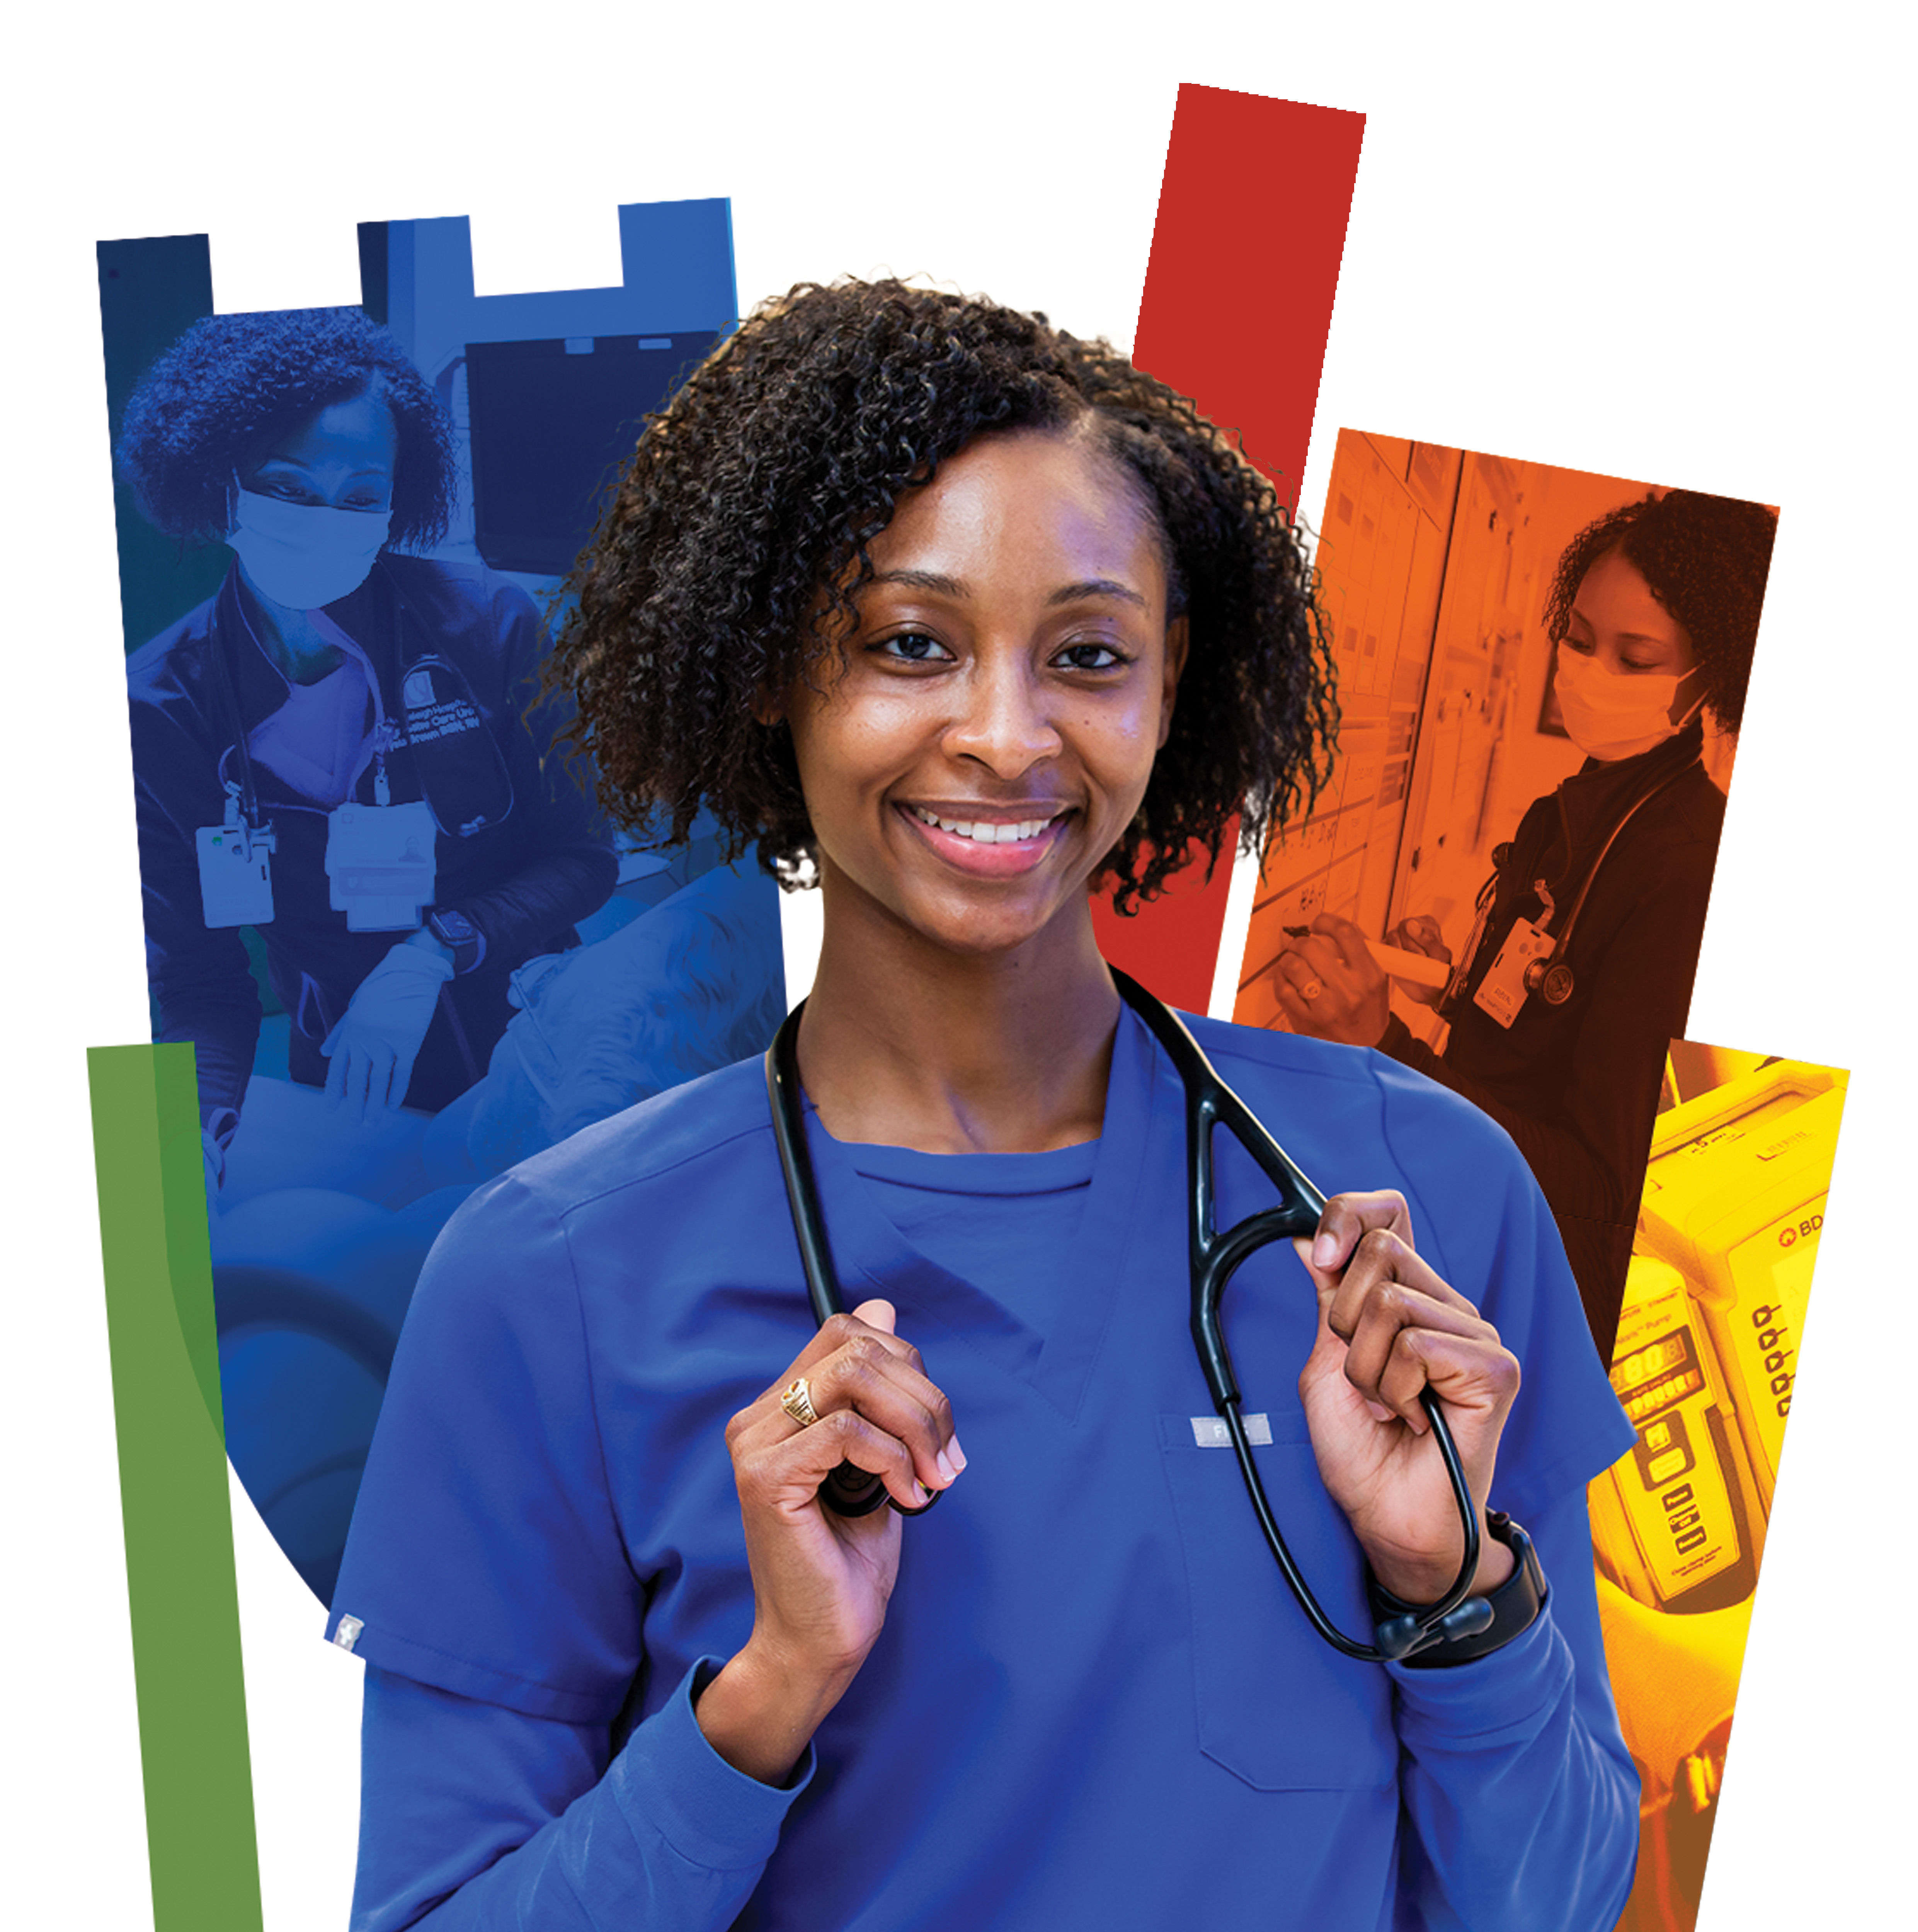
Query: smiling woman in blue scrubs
331 280 1640 1930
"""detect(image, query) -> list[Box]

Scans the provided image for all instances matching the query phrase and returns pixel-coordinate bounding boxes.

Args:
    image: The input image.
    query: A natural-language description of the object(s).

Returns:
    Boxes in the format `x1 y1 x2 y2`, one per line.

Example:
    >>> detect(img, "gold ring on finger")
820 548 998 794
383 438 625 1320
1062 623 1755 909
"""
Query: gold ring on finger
779 1376 822 1429
1300 978 1322 1000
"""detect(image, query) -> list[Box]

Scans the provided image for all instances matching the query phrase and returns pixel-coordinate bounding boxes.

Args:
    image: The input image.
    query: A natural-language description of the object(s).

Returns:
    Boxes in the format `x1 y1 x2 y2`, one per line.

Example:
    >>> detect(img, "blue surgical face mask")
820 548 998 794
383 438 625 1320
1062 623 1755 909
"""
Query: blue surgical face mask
226 486 392 611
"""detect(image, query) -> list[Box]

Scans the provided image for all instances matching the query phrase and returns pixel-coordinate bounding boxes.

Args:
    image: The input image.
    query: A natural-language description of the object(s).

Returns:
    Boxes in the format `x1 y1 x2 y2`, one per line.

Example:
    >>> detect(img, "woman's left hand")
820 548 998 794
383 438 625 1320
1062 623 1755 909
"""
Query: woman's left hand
1270 913 1390 1047
1294 1190 1520 1603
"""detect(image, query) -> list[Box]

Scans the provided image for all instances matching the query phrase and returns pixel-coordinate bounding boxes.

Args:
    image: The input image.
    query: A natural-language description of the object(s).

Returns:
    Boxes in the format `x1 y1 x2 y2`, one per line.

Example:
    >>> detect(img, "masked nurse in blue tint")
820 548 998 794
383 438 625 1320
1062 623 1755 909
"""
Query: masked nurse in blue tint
117 310 617 1193
331 279 1639 1932
1273 492 1777 1344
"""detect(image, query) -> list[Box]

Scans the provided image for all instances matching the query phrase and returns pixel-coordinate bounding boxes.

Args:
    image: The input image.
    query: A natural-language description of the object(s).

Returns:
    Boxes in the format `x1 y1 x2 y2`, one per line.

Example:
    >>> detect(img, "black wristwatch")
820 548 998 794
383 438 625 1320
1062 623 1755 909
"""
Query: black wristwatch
1369 1511 1549 1668
426 906 482 976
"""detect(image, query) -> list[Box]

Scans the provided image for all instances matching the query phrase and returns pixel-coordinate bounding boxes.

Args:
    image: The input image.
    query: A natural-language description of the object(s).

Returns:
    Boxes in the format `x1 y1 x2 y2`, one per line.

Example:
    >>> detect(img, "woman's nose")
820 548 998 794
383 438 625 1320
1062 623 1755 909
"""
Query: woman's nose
941 657 1063 777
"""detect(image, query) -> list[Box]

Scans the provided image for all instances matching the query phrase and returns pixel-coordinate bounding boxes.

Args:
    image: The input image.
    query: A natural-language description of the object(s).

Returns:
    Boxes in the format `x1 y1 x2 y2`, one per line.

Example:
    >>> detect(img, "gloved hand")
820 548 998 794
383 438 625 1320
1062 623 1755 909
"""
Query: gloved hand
323 937 455 1122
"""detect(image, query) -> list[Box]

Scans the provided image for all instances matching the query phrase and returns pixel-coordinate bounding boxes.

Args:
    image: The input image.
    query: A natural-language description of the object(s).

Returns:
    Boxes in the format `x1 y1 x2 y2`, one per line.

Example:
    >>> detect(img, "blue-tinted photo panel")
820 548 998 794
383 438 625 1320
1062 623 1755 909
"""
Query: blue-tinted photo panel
102 204 786 1605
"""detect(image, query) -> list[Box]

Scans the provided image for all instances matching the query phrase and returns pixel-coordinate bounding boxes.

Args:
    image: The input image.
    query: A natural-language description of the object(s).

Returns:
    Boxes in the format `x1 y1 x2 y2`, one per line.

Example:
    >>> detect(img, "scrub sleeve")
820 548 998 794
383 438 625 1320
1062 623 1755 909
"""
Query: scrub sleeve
333 1012 1638 1931
350 1665 808 1932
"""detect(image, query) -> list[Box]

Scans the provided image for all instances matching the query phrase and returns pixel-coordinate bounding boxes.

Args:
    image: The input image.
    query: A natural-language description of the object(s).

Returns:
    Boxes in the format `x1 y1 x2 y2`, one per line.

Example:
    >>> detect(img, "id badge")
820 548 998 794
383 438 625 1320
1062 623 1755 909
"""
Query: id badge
325 799 437 931
1472 917 1553 1030
195 820 276 927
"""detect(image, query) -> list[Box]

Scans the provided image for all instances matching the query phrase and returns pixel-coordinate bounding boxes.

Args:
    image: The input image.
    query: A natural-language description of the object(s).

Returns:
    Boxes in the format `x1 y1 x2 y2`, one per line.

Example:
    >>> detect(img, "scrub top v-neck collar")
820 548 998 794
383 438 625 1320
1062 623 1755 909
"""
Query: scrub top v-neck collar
795 1002 1163 1425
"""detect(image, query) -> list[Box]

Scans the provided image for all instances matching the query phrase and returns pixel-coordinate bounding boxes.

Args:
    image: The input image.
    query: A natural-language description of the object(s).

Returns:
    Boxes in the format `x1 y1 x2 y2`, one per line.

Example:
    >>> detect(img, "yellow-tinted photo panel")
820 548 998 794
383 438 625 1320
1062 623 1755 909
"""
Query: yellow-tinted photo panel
1595 1044 1845 1932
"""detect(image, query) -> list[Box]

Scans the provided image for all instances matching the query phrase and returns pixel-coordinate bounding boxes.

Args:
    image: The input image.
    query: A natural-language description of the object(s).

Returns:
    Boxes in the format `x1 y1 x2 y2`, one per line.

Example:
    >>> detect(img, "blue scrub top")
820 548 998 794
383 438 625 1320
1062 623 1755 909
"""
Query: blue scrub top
333 1007 1638 1931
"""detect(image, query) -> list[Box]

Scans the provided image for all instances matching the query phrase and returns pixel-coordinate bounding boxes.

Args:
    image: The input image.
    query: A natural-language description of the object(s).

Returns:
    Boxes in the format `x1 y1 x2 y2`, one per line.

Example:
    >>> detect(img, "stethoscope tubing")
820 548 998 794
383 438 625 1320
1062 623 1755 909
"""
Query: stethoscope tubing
1110 970 1482 1660
765 1004 935 1519
1450 748 1705 1012
765 975 1488 1658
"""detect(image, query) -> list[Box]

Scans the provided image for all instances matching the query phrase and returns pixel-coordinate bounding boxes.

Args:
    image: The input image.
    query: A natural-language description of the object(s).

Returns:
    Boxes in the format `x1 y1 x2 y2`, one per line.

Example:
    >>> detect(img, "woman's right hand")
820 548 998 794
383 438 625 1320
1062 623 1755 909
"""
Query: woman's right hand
322 935 454 1121
1386 915 1453 1006
695 1299 963 1784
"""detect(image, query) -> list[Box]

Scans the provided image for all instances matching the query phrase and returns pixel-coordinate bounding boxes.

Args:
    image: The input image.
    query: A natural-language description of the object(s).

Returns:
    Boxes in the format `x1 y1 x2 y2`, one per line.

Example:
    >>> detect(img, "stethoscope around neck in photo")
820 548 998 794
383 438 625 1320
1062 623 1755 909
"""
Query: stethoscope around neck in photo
1447 747 1704 1029
194 570 515 933
764 968 1494 1663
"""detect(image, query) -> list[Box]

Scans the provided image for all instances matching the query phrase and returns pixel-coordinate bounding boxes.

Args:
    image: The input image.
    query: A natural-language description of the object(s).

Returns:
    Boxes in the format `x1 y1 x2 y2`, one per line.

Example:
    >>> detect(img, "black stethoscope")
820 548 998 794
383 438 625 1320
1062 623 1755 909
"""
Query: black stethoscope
764 969 1493 1662
212 563 516 835
1445 748 1705 1013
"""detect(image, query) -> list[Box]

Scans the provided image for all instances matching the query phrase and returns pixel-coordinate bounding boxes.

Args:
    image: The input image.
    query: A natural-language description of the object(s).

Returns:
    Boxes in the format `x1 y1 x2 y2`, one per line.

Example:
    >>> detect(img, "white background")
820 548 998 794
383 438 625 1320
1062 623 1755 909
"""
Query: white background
8 5 1908 1925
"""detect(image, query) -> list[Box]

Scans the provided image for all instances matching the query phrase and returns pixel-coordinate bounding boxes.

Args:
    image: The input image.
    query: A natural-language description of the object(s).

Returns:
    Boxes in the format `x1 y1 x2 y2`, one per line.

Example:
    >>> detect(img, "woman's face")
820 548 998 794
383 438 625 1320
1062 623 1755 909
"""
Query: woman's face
1562 548 1700 721
781 427 1187 963
242 387 398 513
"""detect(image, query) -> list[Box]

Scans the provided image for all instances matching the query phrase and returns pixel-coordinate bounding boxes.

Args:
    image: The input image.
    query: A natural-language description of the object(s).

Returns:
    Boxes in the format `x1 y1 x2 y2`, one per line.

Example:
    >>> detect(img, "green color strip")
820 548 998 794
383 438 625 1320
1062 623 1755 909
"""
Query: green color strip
89 1042 264 1932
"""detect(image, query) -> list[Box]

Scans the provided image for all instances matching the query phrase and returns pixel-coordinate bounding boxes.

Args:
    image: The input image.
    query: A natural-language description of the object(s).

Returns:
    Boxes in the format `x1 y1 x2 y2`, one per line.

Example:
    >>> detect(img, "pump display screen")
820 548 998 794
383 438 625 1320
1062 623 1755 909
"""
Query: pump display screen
1610 1327 1705 1425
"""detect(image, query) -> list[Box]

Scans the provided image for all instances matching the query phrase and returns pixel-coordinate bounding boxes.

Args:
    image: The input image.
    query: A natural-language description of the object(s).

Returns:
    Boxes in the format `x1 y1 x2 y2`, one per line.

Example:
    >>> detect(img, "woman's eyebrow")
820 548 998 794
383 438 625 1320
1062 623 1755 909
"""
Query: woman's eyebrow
868 569 1148 611
870 568 968 597
1049 578 1149 610
1567 599 1672 644
257 457 390 482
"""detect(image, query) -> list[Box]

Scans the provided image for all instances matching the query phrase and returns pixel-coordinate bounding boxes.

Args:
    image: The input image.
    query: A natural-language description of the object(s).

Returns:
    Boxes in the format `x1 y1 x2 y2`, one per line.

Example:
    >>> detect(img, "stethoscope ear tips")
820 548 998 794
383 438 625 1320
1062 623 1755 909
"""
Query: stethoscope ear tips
1372 1615 1424 1662
1373 1593 1494 1661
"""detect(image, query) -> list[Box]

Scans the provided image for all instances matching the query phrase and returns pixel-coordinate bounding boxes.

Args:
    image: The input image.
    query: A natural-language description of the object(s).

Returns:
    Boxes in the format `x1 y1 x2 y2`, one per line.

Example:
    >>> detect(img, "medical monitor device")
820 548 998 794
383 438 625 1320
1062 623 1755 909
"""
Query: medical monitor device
1591 1061 1843 1612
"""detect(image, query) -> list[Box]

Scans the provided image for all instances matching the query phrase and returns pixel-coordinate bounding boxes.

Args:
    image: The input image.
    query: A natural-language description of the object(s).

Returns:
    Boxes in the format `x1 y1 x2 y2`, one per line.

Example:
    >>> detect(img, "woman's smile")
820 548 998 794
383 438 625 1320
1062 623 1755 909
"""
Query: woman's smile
781 424 1186 963
899 801 1072 876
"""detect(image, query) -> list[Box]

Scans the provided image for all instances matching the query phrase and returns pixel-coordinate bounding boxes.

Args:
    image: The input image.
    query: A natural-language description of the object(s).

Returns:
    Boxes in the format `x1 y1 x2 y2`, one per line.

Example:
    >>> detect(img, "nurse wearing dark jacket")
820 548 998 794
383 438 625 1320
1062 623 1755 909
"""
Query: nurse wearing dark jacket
332 281 1639 1930
1273 492 1777 1345
116 309 617 1166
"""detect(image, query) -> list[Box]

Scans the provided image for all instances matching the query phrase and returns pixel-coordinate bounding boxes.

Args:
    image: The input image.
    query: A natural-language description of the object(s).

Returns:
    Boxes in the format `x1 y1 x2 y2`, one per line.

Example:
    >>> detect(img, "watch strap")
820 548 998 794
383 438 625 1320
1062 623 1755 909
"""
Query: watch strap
1370 1510 1549 1668
426 907 482 975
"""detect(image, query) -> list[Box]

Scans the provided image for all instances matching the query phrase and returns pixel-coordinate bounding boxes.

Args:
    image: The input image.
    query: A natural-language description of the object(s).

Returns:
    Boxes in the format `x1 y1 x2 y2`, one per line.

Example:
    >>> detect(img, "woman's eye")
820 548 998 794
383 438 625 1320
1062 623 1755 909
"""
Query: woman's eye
1561 637 1595 656
1055 641 1127 672
873 631 950 664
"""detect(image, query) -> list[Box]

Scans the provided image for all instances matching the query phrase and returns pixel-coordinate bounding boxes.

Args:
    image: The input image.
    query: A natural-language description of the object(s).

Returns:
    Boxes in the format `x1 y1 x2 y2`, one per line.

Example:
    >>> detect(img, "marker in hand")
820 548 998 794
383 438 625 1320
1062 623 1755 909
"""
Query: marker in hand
1283 925 1450 990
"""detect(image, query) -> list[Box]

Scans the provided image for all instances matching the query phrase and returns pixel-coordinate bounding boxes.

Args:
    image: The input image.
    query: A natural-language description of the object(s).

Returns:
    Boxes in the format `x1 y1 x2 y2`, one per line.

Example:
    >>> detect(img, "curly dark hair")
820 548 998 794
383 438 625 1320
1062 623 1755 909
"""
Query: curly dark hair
1543 488 1777 732
550 279 1335 912
115 307 457 550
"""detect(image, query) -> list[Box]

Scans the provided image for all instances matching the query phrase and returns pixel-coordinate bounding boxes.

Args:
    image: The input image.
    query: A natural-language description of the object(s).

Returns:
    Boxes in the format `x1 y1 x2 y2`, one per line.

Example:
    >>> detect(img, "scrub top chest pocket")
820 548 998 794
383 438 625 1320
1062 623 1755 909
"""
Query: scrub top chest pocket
1159 1406 1396 1793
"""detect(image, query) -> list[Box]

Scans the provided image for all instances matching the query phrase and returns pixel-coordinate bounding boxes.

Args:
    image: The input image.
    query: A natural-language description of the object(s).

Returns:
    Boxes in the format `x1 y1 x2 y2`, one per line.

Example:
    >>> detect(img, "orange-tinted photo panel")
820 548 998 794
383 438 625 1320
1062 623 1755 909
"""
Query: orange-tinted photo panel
1234 430 1780 1355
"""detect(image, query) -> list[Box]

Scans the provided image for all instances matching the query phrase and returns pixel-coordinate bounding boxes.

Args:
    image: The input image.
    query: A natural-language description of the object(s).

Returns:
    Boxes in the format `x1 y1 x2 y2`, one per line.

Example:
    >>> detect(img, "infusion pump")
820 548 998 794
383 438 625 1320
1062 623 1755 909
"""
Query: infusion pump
1591 1060 1845 1612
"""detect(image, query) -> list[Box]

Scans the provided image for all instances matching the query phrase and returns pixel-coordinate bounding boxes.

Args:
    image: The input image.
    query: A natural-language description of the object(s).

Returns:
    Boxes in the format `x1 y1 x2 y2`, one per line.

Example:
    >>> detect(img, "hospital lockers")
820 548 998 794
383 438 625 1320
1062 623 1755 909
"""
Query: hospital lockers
1235 434 1604 1030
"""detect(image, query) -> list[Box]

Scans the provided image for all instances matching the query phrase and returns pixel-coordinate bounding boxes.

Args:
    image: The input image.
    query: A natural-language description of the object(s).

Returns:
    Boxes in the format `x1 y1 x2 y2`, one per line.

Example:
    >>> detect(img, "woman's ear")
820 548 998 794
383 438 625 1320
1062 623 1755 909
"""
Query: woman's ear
1156 615 1190 749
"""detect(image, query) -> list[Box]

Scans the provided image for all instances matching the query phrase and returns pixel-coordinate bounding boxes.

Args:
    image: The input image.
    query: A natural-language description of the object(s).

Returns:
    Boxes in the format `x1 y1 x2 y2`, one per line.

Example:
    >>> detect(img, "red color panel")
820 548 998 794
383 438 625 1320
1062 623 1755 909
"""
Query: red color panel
1092 85 1365 1010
